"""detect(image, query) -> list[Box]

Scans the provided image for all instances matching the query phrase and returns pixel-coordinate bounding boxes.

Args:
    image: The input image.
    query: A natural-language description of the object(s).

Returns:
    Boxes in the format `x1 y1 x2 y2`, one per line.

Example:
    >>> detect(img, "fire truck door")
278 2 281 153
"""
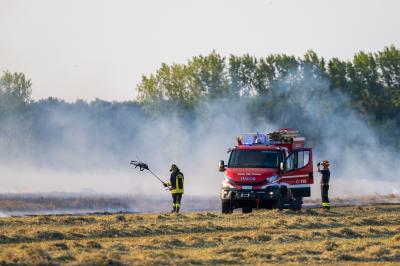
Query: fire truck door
281 148 313 197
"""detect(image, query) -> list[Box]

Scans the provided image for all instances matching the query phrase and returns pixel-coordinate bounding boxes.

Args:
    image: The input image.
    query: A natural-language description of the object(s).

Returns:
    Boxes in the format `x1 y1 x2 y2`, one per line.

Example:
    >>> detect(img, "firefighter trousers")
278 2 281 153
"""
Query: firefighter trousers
321 184 330 209
171 193 183 213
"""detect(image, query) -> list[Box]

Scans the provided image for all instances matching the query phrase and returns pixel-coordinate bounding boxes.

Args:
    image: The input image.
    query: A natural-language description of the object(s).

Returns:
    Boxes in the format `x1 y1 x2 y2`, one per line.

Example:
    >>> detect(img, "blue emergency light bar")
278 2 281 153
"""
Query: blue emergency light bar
240 133 270 145
238 129 302 146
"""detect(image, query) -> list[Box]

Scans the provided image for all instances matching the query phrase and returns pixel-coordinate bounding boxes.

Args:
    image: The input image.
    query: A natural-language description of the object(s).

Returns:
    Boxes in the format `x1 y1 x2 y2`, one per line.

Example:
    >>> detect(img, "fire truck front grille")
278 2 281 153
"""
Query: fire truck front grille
229 180 266 186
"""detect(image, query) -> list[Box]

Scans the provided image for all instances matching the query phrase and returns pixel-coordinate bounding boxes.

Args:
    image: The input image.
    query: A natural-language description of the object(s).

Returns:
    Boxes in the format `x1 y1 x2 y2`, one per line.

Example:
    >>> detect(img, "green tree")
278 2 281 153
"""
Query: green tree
302 50 327 82
375 45 400 108
135 46 400 137
137 62 198 113
0 71 33 153
347 51 388 119
187 51 228 99
137 52 228 114
0 71 32 105
228 54 277 96
268 54 299 79
228 54 258 96
0 71 32 116
327 57 348 90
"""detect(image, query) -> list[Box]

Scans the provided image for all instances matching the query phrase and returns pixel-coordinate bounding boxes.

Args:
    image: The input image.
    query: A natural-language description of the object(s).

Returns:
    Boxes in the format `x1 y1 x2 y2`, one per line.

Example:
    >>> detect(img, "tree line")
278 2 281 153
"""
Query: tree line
136 46 400 146
137 46 399 124
0 45 399 153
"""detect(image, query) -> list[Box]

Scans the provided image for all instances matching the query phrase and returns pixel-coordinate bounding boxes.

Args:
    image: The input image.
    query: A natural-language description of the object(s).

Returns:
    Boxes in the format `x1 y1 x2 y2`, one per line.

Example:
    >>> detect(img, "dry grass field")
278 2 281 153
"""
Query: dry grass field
0 204 399 265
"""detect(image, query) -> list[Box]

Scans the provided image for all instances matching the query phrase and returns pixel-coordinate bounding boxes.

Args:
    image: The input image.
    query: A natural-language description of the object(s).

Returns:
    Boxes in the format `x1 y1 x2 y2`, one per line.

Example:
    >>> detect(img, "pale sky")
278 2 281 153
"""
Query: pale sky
1 0 399 102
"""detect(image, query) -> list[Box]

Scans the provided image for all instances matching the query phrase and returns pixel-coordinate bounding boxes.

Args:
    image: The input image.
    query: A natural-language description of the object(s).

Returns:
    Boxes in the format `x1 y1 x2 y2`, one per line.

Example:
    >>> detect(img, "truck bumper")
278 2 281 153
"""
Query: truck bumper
221 186 281 207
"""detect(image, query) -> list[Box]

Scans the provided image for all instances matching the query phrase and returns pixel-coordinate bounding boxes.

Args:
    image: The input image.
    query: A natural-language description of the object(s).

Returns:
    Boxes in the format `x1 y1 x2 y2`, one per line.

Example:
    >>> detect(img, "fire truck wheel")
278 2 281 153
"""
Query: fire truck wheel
291 197 303 211
274 190 284 211
242 207 252 213
221 200 233 214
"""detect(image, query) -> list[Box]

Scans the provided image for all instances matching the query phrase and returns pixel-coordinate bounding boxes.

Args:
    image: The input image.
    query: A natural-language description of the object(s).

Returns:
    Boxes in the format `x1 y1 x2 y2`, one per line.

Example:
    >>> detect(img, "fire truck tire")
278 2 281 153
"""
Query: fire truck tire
291 197 303 211
221 200 233 214
242 207 252 213
273 190 284 211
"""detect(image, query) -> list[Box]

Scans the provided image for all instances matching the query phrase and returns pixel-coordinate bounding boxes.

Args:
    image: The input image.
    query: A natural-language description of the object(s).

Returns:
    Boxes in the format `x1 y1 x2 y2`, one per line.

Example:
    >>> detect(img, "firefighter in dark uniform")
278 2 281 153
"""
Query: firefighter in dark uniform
317 160 331 210
163 164 184 213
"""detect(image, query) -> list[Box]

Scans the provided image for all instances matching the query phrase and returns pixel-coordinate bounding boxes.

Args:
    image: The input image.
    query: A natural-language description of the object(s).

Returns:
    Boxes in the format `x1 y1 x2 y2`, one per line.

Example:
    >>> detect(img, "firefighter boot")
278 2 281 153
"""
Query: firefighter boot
171 204 176 213
322 202 330 211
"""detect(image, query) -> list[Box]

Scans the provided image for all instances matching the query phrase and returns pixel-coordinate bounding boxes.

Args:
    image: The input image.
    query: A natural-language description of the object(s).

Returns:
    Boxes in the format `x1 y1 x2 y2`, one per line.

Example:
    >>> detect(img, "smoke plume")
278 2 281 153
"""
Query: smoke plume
0 66 399 213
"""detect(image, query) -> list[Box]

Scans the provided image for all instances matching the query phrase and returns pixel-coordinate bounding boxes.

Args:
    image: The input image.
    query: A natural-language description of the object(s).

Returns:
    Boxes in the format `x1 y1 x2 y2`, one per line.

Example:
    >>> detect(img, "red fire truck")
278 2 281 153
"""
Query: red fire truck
219 129 313 213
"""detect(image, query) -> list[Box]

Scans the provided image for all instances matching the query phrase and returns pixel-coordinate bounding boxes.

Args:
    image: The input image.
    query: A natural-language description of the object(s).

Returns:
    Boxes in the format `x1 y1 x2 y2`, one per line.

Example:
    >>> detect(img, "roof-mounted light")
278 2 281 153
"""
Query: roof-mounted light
238 133 270 145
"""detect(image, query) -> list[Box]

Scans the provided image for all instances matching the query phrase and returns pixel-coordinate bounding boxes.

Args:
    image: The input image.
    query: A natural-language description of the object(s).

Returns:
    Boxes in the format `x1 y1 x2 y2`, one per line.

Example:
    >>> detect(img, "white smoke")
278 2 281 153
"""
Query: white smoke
272 66 400 197
0 212 9 217
0 65 399 207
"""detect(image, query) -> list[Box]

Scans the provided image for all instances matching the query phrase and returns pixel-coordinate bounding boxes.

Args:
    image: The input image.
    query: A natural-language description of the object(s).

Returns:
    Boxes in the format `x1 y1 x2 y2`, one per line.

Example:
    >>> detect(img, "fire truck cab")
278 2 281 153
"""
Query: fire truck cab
219 129 313 213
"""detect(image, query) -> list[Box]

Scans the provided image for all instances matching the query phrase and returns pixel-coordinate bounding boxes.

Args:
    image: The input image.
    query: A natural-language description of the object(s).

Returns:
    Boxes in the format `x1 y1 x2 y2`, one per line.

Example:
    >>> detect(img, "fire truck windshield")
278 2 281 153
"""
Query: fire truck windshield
228 150 280 168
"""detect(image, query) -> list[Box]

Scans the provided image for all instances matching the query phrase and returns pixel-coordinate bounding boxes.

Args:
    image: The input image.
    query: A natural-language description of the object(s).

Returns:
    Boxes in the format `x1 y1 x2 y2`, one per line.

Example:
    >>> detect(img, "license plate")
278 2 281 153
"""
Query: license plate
242 186 252 190
241 193 250 198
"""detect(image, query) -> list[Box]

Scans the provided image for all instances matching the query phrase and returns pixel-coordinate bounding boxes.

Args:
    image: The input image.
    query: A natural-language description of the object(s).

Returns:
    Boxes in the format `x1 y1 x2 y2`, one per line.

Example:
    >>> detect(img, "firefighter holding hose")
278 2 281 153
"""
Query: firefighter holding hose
317 160 331 210
163 164 184 213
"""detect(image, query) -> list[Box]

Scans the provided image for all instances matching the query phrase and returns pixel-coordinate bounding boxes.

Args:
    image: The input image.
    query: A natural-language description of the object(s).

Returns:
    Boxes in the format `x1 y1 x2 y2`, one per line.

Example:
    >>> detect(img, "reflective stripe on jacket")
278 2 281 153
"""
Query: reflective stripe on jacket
170 172 184 194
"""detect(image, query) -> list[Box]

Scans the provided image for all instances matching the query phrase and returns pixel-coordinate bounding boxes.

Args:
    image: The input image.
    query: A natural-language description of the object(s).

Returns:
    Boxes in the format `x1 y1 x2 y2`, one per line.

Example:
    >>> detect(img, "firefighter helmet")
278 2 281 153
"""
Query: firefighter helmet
322 160 330 167
170 164 179 172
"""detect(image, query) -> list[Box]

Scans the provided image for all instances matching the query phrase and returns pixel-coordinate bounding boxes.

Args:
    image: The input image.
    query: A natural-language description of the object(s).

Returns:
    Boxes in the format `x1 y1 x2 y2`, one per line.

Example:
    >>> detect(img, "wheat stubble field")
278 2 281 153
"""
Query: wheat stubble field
0 205 399 265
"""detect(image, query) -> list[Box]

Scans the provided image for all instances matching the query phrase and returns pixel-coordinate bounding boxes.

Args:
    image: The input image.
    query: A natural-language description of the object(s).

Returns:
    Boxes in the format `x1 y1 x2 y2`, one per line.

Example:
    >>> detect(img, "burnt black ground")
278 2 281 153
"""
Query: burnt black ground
0 193 399 217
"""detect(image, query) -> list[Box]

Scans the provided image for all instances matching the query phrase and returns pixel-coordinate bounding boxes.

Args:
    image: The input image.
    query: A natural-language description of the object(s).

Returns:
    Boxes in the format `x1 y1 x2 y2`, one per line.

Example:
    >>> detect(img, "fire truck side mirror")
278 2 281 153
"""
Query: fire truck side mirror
218 160 226 172
279 162 284 172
